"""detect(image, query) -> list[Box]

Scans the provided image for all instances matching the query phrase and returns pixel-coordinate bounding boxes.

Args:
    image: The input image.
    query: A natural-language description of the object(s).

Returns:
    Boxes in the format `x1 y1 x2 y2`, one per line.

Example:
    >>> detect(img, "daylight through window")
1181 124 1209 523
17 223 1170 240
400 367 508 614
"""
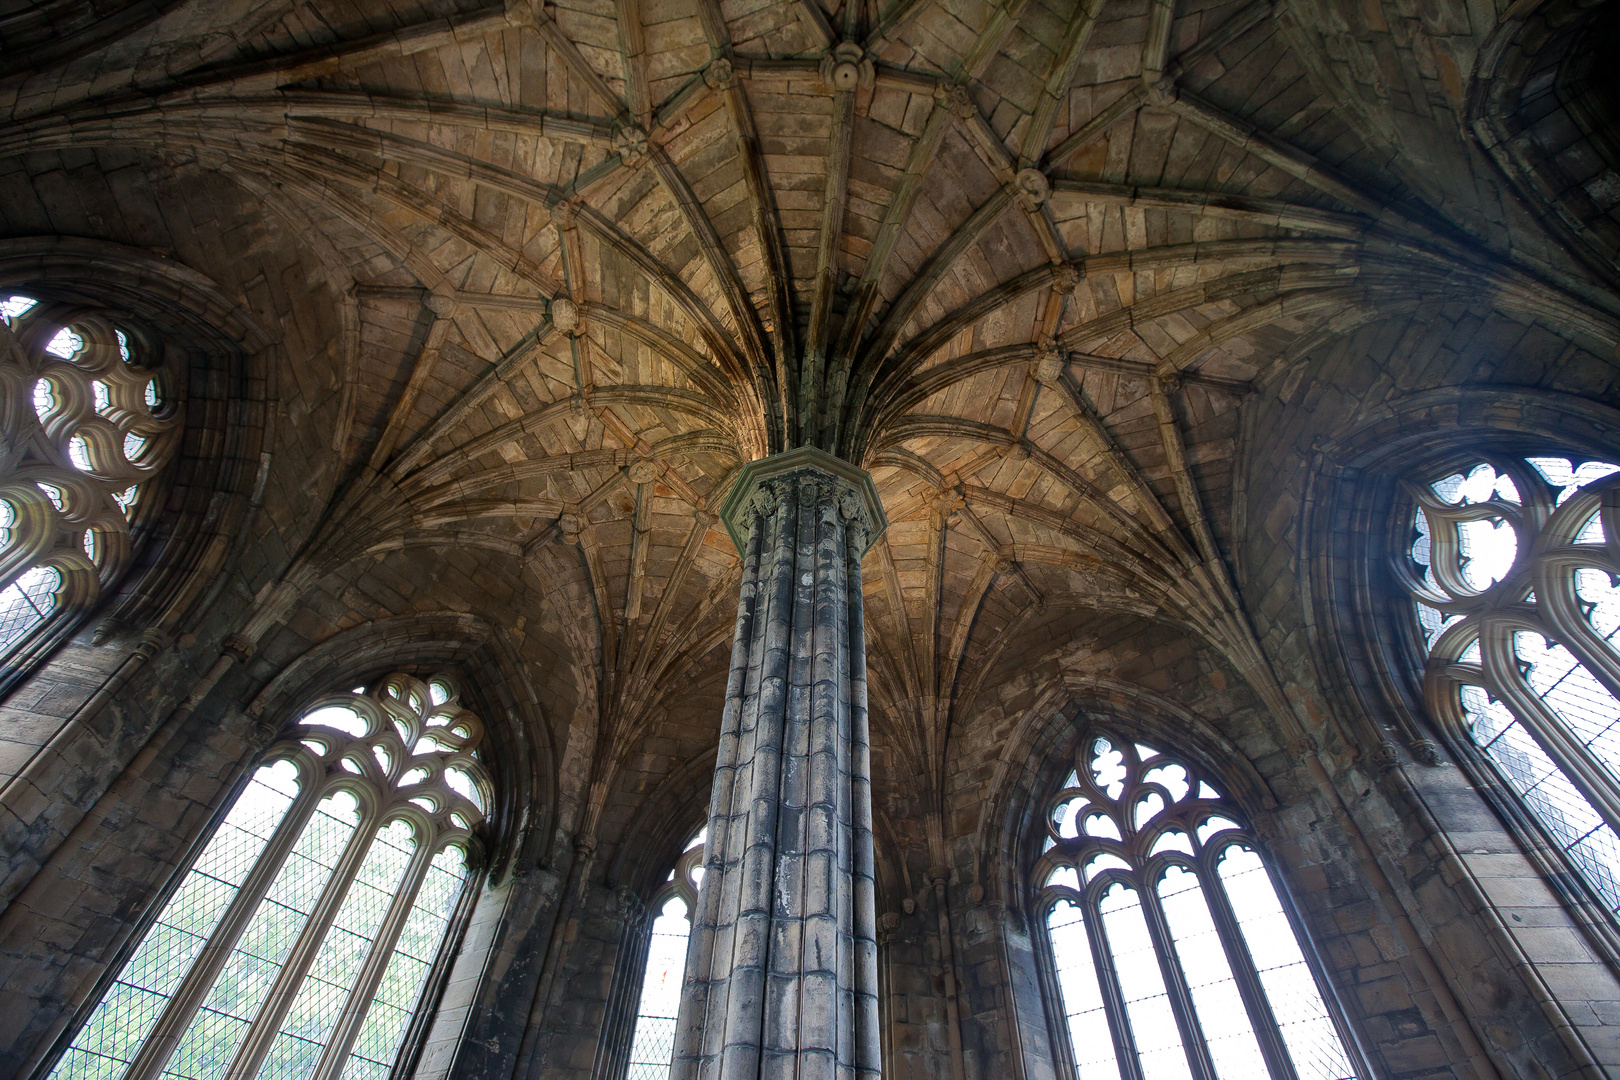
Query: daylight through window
626 828 705 1080
1037 734 1357 1080
0 295 178 662
1401 456 1620 918
46 674 489 1080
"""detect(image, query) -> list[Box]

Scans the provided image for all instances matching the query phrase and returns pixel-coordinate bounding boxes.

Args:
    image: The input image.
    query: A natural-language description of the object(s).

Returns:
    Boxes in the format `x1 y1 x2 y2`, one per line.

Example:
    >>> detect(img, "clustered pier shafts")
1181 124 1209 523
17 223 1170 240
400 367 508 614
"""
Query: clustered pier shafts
672 447 886 1080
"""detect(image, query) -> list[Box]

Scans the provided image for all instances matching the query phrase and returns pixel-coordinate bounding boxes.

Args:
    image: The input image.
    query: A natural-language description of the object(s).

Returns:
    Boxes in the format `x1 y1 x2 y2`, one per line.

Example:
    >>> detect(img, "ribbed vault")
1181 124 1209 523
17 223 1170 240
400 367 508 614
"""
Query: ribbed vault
6 0 1619 861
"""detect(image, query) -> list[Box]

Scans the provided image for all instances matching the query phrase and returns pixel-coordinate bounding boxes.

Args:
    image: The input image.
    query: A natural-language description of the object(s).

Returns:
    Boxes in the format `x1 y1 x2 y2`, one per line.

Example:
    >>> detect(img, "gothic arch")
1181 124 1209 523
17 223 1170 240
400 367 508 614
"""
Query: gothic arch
974 673 1276 915
0 237 271 655
244 611 556 884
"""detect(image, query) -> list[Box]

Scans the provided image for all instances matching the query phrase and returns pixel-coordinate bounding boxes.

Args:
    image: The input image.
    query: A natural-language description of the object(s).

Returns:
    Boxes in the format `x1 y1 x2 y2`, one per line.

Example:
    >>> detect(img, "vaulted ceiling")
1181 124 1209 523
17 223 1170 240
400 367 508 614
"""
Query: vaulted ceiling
4 0 1618 844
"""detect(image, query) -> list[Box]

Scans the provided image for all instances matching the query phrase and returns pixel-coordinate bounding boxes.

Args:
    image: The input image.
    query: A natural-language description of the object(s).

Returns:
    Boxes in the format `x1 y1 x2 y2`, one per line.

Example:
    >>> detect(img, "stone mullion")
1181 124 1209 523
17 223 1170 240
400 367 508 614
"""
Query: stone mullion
1480 624 1620 836
307 834 437 1080
1081 896 1146 1080
121 751 326 1080
1195 849 1300 1080
1135 882 1217 1080
226 802 386 1080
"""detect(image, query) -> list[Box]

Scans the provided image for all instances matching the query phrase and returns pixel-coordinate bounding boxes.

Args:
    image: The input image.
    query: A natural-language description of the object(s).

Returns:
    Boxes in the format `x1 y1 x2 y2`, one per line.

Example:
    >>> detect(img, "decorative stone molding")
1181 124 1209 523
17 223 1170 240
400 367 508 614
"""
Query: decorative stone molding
626 458 660 485
933 81 976 120
220 631 254 663
703 56 736 90
717 445 887 556
820 41 874 91
612 125 649 167
1013 167 1050 209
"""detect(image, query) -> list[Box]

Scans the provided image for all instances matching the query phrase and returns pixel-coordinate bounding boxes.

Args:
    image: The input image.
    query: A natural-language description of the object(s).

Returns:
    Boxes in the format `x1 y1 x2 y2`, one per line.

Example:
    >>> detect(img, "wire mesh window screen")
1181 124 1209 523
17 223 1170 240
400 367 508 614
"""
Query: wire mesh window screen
1401 457 1620 919
626 828 705 1080
44 674 491 1080
1035 733 1358 1080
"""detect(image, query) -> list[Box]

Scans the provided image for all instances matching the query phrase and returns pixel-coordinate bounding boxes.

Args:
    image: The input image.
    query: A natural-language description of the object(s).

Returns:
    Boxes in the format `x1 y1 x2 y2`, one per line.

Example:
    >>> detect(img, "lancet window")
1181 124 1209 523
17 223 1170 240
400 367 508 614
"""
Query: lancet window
1035 733 1358 1080
625 828 705 1080
0 293 178 661
1399 455 1620 919
45 673 491 1080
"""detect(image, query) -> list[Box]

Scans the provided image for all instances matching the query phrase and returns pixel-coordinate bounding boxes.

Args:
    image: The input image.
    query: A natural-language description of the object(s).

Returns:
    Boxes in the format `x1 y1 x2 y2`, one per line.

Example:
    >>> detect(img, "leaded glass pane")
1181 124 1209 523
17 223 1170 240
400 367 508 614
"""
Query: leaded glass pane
255 819 418 1080
46 762 301 1080
1460 686 1620 913
1047 900 1120 1080
1406 456 1620 927
339 848 468 1080
627 896 692 1080
50 676 488 1080
46 325 84 358
160 790 362 1080
1514 633 1620 786
1526 458 1620 504
1157 865 1270 1080
1216 846 1356 1080
0 565 59 651
1098 883 1192 1080
1 294 37 322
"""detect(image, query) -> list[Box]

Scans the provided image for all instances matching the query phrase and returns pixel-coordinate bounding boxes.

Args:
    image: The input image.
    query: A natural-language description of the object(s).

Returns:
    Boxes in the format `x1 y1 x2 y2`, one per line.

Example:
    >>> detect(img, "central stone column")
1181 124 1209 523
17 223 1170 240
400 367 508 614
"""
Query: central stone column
671 447 886 1080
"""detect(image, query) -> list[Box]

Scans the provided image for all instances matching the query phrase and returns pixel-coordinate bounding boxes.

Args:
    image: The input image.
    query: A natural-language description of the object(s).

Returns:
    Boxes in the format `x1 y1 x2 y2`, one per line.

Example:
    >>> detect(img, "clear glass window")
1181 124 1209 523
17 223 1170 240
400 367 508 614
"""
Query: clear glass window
46 675 490 1080
1036 734 1357 1080
626 828 705 1080
1 299 179 665
1401 455 1620 918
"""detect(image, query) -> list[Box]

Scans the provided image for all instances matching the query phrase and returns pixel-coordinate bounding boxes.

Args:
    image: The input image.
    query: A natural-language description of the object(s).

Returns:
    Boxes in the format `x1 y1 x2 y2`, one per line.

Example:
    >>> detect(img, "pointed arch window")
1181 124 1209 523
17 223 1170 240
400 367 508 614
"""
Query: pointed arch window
0 294 178 665
1398 456 1620 919
45 674 490 1080
1035 733 1359 1080
625 828 704 1080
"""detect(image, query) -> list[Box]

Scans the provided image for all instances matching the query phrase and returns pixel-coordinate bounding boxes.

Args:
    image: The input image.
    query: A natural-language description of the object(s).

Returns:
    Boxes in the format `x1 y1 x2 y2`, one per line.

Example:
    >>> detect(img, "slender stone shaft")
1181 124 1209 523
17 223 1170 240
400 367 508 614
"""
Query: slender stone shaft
671 448 884 1080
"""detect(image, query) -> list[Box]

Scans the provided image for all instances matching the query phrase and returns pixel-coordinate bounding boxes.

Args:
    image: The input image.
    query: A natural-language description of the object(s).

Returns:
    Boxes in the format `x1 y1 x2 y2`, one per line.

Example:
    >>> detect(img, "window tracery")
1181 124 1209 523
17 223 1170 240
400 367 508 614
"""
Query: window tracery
0 293 178 658
1035 733 1358 1080
626 828 704 1080
46 673 490 1080
1399 455 1620 918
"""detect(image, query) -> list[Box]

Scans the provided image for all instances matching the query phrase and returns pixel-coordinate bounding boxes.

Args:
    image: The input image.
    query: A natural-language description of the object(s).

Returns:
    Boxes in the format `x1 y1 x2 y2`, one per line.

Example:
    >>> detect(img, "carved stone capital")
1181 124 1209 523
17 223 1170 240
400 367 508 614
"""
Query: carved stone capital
1373 741 1403 772
718 445 887 556
220 632 255 664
